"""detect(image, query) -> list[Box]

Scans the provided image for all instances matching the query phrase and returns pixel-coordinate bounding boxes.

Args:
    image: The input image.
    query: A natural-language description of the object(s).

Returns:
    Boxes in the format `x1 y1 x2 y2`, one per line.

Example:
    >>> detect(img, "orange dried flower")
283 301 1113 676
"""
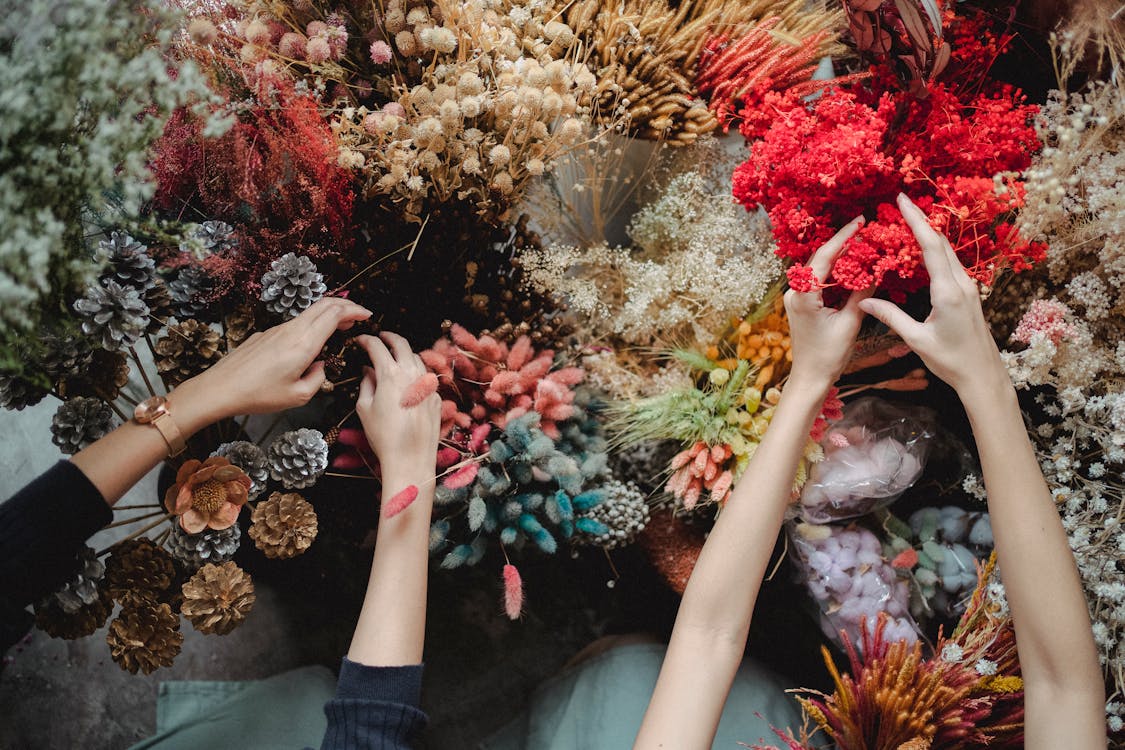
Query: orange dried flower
708 295 792 390
164 456 251 533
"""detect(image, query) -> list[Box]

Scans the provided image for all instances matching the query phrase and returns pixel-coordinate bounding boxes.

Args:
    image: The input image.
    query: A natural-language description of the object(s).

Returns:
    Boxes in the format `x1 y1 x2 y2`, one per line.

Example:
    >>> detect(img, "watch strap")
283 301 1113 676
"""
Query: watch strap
150 411 186 457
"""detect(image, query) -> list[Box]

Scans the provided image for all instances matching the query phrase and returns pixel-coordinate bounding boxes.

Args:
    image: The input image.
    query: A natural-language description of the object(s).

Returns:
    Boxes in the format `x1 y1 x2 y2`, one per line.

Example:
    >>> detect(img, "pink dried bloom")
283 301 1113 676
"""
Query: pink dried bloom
1012 299 1076 345
306 37 331 64
384 484 420 518
503 564 524 620
442 462 479 489
401 372 439 408
369 39 393 64
279 32 307 60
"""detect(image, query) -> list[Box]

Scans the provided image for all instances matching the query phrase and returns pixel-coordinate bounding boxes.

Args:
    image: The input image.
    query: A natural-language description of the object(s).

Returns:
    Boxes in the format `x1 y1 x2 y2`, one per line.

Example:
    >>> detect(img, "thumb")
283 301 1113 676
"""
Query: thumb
858 298 922 343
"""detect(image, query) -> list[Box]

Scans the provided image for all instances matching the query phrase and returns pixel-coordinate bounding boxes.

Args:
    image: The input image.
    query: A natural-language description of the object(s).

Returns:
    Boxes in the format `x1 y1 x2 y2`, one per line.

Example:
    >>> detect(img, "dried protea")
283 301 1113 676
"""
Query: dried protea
180 561 255 635
50 397 117 455
153 319 223 386
106 601 183 674
166 522 242 570
267 428 328 489
212 441 269 499
248 491 318 559
72 279 150 352
259 253 326 318
103 538 175 607
163 456 251 533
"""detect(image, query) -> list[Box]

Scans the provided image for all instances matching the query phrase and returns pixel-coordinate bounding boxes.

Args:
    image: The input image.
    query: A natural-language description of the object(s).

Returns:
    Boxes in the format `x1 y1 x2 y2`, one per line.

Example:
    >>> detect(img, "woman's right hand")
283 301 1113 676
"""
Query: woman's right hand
354 332 441 480
858 193 1011 404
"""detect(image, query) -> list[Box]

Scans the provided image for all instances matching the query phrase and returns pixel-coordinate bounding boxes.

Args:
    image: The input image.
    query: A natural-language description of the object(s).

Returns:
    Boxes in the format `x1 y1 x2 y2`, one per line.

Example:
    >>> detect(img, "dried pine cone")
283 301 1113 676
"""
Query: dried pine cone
168 265 215 321
180 561 255 635
223 303 257 349
39 333 95 383
144 279 175 332
0 374 48 410
249 491 318 559
577 479 650 549
267 428 328 489
58 349 130 401
98 231 156 292
49 546 106 614
103 538 175 606
34 585 113 640
260 253 326 318
106 601 183 674
154 320 223 386
212 441 269 500
73 279 150 352
166 522 242 570
50 397 117 455
180 220 239 259
164 456 251 533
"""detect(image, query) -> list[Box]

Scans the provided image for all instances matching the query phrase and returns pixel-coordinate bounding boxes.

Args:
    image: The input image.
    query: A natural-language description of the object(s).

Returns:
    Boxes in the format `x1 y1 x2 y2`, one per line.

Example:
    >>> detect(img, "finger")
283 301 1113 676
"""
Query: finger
896 193 955 286
938 235 977 292
358 366 375 407
294 360 326 402
306 299 373 343
356 334 396 372
842 286 876 315
858 298 923 343
379 331 416 366
808 215 865 281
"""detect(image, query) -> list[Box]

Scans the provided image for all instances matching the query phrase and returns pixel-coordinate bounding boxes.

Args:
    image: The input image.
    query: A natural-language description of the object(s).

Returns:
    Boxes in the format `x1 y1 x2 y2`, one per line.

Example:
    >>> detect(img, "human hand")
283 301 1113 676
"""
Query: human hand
784 216 872 392
176 298 372 425
857 194 1010 402
355 332 441 481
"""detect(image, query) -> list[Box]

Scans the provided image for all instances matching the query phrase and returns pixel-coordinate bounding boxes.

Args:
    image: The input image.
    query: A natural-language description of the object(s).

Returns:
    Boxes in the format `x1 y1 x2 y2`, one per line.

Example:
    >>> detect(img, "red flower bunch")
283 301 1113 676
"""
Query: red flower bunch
150 75 354 300
729 11 1043 301
421 325 584 446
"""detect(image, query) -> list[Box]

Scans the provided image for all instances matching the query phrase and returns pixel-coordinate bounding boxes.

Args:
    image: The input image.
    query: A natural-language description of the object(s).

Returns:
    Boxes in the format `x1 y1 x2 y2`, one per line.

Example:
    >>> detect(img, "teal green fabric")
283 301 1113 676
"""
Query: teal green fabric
128 665 336 750
479 643 801 750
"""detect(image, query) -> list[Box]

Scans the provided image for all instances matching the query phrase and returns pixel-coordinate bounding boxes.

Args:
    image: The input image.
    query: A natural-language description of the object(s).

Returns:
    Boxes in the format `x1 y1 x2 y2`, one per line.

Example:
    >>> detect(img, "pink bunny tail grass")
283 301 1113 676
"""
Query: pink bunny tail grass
384 485 419 518
442 462 479 489
400 372 439 408
502 564 523 620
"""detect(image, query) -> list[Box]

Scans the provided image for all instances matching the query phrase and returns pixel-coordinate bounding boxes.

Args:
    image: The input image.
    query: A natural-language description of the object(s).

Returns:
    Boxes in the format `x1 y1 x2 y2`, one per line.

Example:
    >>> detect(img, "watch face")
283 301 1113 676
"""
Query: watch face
134 396 168 424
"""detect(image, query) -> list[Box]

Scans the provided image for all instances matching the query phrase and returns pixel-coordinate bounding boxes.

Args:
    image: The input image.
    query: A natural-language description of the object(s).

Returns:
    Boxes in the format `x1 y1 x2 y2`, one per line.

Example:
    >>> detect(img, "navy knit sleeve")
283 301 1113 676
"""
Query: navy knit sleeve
319 659 428 749
1 461 111 652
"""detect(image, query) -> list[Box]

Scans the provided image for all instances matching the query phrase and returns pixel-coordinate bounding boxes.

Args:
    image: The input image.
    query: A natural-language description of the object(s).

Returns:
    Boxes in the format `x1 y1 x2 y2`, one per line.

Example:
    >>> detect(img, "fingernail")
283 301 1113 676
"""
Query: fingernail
853 214 865 225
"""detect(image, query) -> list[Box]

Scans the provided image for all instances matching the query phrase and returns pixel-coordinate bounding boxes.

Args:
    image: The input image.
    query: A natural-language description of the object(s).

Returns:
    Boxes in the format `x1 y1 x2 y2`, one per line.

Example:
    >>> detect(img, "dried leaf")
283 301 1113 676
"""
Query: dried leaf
932 41 951 78
918 0 943 39
894 0 932 52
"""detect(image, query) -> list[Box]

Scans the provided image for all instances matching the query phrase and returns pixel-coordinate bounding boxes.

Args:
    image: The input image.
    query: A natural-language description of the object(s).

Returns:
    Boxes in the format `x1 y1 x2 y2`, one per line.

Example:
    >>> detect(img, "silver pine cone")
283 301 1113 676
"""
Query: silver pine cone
180 220 239 260
39 333 95 382
166 523 242 570
260 253 326 318
73 279 149 351
212 441 269 500
267 428 328 489
0 375 49 411
577 479 650 550
51 546 106 614
51 397 117 454
168 265 214 321
98 231 156 292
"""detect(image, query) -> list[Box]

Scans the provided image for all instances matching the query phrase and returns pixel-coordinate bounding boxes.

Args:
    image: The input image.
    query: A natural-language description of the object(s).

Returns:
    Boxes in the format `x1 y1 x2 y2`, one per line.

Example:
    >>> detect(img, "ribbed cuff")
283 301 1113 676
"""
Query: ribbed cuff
336 659 424 706
0 461 111 607
320 699 428 750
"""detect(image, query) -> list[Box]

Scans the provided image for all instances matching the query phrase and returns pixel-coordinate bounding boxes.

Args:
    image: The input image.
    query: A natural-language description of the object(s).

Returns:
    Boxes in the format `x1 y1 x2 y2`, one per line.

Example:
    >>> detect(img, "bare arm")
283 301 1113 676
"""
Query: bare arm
346 333 441 666
634 218 870 750
70 298 372 505
861 194 1105 748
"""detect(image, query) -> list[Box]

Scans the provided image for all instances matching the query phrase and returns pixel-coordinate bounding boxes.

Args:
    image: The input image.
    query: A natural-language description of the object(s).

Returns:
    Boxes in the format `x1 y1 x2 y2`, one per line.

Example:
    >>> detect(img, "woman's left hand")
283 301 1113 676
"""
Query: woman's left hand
177 297 372 424
784 216 872 391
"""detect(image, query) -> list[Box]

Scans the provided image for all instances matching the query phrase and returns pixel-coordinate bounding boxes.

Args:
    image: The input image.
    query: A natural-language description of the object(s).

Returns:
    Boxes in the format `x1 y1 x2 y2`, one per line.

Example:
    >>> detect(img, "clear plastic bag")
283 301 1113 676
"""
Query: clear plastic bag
797 397 937 524
789 521 922 650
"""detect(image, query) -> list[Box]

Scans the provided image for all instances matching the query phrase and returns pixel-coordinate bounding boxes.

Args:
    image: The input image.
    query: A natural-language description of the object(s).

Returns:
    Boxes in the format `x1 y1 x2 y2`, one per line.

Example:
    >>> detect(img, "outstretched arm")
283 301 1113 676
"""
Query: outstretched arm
634 218 870 750
860 194 1105 749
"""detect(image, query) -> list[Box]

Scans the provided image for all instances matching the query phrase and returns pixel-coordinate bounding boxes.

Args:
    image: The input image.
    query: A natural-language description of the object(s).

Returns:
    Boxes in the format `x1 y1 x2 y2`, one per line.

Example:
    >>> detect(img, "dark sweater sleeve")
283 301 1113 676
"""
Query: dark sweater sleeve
0 461 111 651
319 659 428 749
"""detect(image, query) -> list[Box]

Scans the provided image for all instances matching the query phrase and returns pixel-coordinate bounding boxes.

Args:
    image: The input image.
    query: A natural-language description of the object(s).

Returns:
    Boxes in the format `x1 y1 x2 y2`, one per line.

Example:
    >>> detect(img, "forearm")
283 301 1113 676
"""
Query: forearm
960 378 1104 736
634 377 828 750
347 469 434 667
69 378 219 506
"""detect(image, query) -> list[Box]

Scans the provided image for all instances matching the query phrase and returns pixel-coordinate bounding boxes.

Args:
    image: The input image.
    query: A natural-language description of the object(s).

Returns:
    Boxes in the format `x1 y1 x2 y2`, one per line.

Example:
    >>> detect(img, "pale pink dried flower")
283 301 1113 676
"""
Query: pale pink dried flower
279 32 307 60
384 485 420 518
306 37 332 64
370 40 393 64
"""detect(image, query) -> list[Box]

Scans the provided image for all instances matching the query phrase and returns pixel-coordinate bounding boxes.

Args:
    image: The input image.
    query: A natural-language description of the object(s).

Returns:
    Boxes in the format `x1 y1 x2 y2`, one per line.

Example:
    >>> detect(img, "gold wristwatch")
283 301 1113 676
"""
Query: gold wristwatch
134 396 186 458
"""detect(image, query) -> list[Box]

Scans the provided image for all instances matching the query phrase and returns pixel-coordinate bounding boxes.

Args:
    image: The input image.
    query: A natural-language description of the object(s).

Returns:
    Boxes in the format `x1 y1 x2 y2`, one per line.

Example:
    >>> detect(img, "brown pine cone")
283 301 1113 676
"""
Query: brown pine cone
181 561 255 635
223 303 257 350
103 538 175 606
34 586 113 640
145 279 175 333
154 320 223 386
248 492 318 559
106 601 183 674
58 349 131 401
